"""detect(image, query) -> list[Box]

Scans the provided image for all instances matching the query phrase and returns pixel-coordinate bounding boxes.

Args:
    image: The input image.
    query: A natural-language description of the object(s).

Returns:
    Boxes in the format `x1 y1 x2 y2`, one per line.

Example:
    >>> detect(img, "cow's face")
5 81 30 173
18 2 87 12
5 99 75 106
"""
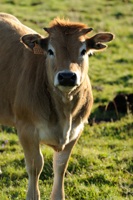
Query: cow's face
45 33 92 93
21 24 114 95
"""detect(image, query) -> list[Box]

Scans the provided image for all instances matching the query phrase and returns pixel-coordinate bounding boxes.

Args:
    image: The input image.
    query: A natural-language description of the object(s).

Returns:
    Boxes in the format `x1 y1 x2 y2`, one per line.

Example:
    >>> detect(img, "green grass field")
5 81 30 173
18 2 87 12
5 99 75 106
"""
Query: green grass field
0 0 133 199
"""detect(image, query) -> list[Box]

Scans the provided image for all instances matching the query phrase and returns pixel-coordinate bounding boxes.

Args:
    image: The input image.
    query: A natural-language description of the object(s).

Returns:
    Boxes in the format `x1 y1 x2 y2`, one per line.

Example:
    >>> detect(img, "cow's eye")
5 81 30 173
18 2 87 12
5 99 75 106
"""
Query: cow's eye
81 49 86 56
48 49 54 56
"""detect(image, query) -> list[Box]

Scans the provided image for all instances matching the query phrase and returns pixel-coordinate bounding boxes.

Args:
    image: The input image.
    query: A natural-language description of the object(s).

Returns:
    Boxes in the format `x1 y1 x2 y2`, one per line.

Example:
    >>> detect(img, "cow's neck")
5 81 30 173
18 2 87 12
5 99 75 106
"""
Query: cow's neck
48 83 84 125
37 80 89 151
59 95 79 148
51 88 73 120
49 85 73 118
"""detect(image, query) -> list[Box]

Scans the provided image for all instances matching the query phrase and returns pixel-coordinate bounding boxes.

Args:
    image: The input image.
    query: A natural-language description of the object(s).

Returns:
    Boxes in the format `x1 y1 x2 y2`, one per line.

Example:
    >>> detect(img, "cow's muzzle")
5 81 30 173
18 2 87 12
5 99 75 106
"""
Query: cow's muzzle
58 72 77 87
54 70 80 91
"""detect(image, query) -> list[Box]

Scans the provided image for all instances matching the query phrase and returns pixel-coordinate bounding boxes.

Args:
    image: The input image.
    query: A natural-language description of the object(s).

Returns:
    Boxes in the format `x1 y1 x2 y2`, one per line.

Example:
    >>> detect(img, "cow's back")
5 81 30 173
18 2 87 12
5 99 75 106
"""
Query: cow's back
0 13 39 125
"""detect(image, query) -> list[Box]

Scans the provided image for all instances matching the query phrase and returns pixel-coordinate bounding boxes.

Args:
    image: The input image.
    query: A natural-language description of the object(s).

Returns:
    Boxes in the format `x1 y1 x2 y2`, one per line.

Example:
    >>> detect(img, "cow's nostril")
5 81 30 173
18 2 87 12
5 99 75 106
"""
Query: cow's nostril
58 73 64 81
71 74 76 81
58 72 77 87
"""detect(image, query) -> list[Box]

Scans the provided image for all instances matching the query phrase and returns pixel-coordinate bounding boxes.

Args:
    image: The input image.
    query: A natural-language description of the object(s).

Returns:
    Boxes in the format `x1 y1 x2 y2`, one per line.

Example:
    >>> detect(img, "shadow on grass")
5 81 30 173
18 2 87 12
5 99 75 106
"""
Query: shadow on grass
89 93 133 125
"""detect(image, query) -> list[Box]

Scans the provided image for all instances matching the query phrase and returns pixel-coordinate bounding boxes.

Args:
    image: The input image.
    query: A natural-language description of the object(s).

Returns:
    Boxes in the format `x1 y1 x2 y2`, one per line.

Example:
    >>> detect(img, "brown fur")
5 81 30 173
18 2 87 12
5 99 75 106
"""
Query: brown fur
49 17 88 34
0 13 114 200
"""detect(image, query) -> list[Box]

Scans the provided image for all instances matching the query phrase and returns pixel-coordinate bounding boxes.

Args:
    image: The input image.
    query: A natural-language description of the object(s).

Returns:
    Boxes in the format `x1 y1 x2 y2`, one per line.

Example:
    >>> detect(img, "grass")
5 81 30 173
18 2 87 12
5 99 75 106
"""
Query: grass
0 0 133 199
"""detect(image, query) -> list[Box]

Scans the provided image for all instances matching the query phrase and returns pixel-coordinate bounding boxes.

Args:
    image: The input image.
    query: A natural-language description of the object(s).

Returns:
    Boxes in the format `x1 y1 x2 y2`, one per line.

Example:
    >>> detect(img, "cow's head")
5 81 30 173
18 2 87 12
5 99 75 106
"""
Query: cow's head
21 18 114 96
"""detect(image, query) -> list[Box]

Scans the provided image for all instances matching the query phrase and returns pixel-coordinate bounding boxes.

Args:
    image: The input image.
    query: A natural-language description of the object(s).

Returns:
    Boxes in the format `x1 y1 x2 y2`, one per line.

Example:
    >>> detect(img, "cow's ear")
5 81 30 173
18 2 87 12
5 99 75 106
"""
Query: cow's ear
86 32 114 52
21 34 48 55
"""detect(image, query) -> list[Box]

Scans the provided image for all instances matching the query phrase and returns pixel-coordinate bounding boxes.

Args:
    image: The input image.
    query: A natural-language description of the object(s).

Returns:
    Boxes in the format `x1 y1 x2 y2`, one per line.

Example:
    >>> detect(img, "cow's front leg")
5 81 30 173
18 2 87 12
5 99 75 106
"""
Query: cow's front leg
18 125 44 200
51 138 79 200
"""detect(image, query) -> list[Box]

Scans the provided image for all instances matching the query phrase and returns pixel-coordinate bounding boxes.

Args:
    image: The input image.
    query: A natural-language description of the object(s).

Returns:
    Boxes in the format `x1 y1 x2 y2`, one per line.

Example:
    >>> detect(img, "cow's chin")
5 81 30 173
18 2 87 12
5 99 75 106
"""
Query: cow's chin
55 85 78 103
57 85 77 93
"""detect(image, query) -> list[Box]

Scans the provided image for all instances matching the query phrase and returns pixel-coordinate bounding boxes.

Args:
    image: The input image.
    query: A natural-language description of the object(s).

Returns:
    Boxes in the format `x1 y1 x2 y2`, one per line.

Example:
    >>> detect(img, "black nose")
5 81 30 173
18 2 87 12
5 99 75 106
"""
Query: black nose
58 72 77 87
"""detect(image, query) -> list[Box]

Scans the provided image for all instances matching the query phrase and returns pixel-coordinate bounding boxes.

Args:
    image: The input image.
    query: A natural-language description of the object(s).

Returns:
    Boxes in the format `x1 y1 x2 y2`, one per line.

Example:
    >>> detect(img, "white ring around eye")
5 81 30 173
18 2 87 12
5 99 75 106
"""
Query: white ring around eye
48 43 55 56
79 42 87 57
48 49 54 56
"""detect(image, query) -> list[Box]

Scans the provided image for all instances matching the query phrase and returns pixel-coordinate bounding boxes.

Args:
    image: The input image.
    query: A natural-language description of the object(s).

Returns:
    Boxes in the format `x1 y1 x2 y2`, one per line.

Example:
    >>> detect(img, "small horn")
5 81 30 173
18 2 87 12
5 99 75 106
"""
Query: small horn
81 27 93 35
43 27 51 34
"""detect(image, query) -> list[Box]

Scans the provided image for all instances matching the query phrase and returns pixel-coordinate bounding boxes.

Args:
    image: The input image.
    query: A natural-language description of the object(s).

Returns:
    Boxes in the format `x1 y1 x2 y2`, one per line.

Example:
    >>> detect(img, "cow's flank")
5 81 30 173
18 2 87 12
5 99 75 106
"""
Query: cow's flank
0 13 114 200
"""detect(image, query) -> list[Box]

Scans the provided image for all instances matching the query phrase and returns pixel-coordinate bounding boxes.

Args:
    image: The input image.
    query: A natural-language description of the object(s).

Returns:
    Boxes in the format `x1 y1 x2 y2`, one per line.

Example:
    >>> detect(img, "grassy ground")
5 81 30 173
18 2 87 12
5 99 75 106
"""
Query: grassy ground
0 0 133 199
0 115 133 200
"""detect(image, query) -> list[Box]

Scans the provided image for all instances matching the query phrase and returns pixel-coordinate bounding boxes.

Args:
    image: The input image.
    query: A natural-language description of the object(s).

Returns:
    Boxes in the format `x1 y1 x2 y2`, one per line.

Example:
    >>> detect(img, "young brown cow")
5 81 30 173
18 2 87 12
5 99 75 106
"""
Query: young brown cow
0 13 114 200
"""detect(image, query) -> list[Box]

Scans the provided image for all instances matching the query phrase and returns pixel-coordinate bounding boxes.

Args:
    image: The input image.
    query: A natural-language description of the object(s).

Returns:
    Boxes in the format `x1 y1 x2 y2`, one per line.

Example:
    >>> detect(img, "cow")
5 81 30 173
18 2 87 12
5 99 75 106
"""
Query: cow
0 13 114 200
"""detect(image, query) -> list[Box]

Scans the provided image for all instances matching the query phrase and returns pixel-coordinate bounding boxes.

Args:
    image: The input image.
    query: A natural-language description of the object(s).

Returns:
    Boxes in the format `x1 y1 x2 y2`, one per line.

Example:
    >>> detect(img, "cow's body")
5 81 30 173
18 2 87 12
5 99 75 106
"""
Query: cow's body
0 13 114 200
